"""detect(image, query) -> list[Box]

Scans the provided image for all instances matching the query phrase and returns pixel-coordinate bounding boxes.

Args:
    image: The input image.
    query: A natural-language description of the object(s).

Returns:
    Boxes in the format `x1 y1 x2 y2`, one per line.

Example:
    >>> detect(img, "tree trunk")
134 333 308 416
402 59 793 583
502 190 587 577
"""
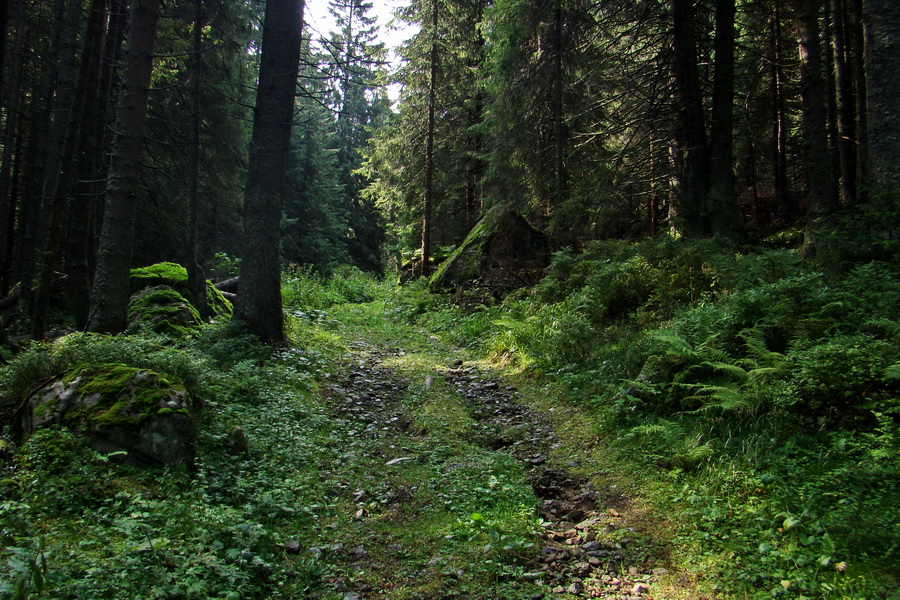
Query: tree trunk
707 0 743 237
186 0 208 320
33 0 105 338
797 0 837 256
88 0 162 333
0 0 25 294
420 0 437 278
864 0 900 191
0 0 8 109
551 0 568 213
770 0 792 217
671 0 709 237
830 0 858 205
69 0 112 329
850 0 869 194
234 0 305 344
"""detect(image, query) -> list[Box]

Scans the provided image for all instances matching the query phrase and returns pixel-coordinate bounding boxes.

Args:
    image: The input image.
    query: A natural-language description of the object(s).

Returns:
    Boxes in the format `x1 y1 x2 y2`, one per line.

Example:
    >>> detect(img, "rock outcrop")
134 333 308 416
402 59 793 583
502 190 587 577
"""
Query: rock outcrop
18 363 196 468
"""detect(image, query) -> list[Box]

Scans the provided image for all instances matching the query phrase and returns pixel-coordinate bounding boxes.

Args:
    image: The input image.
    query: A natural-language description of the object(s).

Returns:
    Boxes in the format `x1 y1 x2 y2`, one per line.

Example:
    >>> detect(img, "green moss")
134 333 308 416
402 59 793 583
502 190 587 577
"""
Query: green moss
206 280 233 320
128 285 202 337
61 363 190 428
429 211 491 289
130 262 189 294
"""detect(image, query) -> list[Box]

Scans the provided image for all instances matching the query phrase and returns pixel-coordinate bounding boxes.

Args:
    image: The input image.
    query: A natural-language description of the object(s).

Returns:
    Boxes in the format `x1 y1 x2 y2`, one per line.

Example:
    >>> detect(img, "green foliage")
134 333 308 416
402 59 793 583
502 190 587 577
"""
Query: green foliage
397 237 900 598
281 265 386 312
0 333 211 407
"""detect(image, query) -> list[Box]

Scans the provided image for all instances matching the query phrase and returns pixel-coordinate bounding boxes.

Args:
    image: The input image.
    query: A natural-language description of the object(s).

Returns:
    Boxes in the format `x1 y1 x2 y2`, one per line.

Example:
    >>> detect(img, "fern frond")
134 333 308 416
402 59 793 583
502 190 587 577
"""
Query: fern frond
746 366 783 384
685 385 754 413
631 418 685 439
649 330 694 357
701 360 749 382
884 363 900 381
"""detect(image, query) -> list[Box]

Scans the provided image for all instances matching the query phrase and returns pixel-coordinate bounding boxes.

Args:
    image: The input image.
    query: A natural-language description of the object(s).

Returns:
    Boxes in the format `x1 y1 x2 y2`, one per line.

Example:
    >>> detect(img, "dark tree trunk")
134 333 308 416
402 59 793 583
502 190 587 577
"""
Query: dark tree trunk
551 0 568 213
0 0 8 109
823 10 842 196
671 0 709 237
770 0 791 217
830 0 858 205
420 0 437 278
186 0 208 320
850 0 869 194
0 0 25 294
89 0 162 333
707 0 743 237
864 0 900 191
234 0 305 344
33 0 105 338
797 0 837 256
69 0 112 329
19 0 63 295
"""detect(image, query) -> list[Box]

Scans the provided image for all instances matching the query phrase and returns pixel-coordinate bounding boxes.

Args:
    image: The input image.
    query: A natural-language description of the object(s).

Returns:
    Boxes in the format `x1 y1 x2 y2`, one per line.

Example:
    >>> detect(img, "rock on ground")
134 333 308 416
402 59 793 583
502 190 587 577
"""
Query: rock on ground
18 363 196 468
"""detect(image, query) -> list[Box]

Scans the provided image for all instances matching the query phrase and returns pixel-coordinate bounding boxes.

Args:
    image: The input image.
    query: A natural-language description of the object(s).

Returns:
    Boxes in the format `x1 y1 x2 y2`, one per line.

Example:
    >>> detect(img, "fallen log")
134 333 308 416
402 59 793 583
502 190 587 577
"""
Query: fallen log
215 277 239 294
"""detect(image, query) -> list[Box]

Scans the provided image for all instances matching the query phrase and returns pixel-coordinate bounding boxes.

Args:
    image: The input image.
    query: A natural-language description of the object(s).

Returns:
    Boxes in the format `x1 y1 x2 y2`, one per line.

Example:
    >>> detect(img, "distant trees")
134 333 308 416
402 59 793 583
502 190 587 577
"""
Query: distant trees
0 0 897 342
364 0 895 269
864 0 900 191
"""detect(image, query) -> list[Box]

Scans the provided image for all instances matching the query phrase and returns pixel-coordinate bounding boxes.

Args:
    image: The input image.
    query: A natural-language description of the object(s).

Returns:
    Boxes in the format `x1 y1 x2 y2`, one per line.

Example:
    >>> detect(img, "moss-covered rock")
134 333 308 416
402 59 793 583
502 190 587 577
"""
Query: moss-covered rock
429 205 549 292
128 285 202 336
129 262 189 294
206 280 233 320
129 262 232 325
19 363 196 468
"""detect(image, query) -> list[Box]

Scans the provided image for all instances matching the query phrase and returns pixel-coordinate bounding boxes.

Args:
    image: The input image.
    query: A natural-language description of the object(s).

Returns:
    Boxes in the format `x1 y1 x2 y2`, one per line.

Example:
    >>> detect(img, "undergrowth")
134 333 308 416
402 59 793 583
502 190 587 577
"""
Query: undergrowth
394 236 900 599
0 266 545 599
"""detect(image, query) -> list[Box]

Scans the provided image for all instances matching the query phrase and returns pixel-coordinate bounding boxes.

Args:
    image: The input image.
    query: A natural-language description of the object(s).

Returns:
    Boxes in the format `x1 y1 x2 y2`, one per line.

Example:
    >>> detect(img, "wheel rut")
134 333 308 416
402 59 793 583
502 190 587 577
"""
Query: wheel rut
323 340 669 599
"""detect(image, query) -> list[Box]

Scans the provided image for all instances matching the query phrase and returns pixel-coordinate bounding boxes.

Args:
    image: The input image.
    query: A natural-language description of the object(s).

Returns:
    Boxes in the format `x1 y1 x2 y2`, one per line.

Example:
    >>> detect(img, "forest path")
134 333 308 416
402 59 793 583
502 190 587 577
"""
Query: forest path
300 301 686 599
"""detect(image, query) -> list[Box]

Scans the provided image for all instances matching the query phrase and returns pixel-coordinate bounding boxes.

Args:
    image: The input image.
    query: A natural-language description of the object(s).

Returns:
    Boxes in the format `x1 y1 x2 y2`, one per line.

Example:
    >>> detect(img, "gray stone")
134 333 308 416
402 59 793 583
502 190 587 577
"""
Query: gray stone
19 363 195 468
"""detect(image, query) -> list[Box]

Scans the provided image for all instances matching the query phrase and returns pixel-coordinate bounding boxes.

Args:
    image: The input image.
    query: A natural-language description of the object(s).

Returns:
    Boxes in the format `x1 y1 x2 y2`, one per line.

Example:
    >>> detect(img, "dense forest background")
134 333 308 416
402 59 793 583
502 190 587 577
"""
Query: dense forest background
0 0 897 332
0 0 899 598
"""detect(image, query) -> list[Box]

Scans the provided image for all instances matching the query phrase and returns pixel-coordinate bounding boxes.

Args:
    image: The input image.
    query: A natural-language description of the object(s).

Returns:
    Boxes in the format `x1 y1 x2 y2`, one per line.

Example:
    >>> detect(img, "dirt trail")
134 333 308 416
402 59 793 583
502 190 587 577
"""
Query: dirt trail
316 334 674 599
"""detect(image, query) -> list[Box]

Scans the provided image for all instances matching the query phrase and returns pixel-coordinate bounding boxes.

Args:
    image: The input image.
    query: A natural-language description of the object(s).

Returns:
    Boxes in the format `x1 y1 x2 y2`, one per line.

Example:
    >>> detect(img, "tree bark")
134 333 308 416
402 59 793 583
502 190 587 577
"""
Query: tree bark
33 0 106 338
864 0 900 191
830 0 858 205
419 0 437 278
186 0 208 320
234 0 305 344
850 0 869 194
797 0 837 256
88 0 162 333
551 0 568 214
707 0 743 237
671 0 709 237
0 0 25 294
770 0 792 217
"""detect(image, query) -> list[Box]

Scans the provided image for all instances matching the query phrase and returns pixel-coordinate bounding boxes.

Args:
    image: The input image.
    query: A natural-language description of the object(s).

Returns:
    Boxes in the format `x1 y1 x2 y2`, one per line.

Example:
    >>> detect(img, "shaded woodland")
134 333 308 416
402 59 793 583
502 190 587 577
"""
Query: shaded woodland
0 0 897 338
0 0 899 598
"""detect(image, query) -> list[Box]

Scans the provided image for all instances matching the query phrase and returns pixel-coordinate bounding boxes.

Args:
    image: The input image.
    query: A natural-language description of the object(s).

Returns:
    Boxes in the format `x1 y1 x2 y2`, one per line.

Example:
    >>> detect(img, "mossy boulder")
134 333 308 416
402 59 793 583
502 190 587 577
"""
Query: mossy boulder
429 205 549 292
129 262 232 324
128 285 202 336
129 262 189 294
18 363 196 468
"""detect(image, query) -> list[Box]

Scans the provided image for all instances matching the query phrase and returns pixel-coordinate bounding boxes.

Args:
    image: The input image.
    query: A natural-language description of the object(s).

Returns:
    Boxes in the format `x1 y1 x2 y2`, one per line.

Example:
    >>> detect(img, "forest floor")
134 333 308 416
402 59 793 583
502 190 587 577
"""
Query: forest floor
295 300 705 599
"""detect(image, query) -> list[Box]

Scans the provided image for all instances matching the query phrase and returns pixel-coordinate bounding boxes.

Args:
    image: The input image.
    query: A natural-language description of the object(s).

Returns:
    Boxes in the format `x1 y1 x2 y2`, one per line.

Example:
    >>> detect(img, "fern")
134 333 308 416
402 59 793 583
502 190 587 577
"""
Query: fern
683 384 754 414
884 363 900 381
